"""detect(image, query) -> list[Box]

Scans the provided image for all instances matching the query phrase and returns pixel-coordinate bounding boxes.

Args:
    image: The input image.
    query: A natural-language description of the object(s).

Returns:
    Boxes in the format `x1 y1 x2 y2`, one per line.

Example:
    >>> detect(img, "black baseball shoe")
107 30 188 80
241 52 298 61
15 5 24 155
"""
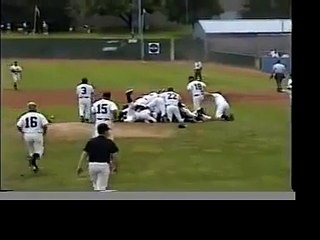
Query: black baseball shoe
80 116 85 123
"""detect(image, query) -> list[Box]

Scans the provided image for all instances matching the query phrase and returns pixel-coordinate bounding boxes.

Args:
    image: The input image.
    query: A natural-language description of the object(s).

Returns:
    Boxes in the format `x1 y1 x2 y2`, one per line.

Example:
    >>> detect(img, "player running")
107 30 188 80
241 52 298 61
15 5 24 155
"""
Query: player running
16 102 49 173
10 61 23 91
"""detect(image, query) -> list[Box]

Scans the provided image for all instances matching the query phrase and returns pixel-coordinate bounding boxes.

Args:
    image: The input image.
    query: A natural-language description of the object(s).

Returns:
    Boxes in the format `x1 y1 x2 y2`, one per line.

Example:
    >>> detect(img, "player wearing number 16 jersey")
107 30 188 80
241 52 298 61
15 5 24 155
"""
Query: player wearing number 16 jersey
91 92 118 139
187 76 207 111
16 102 49 173
76 78 95 123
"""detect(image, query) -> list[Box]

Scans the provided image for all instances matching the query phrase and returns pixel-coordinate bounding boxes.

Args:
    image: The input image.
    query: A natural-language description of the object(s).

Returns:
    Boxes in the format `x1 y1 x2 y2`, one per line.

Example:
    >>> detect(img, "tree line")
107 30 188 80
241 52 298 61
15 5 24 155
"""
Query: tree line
1 0 291 31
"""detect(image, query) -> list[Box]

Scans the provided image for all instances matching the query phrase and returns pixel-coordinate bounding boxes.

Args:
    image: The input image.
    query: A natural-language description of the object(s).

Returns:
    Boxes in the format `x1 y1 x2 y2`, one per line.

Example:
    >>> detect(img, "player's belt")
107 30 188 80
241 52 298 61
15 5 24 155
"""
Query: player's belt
96 118 110 121
79 96 90 98
194 94 203 97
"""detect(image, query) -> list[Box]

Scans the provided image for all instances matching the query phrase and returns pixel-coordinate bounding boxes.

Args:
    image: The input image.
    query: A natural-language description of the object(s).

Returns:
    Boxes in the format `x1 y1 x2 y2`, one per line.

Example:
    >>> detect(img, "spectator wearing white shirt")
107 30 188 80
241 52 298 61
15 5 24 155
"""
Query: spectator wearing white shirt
270 49 280 58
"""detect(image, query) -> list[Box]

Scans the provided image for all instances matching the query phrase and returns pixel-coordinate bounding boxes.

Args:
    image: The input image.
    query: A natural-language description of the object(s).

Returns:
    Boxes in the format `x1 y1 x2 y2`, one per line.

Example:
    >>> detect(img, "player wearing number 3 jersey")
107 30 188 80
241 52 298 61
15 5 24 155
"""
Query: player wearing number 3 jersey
16 102 49 173
91 92 118 139
187 76 207 111
76 78 95 123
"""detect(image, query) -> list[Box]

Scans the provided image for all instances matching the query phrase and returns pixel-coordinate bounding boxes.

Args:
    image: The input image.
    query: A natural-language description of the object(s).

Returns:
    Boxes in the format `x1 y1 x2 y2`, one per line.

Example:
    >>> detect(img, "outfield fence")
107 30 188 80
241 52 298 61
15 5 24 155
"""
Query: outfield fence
1 37 290 72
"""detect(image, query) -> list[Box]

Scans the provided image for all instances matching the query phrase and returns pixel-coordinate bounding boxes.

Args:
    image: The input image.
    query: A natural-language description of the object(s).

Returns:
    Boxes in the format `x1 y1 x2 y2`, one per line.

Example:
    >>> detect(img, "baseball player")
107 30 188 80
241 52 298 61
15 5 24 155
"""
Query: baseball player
194 61 203 80
187 76 207 111
16 102 49 173
147 93 166 121
282 74 292 104
206 91 234 121
164 87 184 123
76 78 95 123
123 89 157 123
91 92 118 139
270 60 287 92
10 61 23 91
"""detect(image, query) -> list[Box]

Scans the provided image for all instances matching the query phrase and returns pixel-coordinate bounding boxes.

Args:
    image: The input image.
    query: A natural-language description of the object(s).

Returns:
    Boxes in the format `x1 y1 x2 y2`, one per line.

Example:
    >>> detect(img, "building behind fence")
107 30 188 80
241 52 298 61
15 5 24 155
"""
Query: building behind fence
1 19 291 73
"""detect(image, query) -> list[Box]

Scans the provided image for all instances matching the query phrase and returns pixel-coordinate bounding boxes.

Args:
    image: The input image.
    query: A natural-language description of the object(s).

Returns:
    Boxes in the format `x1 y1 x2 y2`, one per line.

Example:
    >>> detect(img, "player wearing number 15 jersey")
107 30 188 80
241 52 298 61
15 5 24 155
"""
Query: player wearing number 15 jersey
16 102 49 173
76 78 95 123
187 76 207 111
91 92 118 139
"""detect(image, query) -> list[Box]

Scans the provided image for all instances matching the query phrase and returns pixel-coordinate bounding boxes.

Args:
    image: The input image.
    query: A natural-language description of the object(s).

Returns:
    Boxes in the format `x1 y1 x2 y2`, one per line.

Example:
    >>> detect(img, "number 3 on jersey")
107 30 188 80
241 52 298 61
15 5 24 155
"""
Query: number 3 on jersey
81 86 87 94
25 117 38 128
97 104 108 114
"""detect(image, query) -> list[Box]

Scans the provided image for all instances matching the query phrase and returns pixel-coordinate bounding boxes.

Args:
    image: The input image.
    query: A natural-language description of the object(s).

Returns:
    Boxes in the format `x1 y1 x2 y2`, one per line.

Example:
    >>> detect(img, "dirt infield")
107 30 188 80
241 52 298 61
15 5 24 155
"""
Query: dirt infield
47 122 174 141
2 89 286 108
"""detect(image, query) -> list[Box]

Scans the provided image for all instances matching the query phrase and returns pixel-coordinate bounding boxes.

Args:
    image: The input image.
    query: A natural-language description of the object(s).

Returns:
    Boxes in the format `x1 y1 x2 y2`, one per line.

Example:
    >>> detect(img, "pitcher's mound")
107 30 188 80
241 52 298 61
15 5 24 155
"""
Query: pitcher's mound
48 122 175 141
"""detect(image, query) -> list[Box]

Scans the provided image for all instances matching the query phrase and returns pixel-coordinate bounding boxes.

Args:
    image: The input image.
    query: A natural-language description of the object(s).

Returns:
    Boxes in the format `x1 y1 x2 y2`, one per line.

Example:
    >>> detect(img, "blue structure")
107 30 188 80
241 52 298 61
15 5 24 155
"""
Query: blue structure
260 57 291 74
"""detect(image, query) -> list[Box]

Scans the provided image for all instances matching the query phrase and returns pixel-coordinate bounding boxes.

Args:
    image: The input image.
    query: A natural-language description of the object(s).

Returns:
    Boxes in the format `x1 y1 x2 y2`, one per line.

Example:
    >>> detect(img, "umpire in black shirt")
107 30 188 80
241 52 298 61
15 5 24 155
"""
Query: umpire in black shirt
77 123 119 191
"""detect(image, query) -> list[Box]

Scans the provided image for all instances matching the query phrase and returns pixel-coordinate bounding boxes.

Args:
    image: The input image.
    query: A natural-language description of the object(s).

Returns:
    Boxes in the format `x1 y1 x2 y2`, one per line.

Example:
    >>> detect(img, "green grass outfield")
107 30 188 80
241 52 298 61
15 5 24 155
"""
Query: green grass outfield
1 59 292 191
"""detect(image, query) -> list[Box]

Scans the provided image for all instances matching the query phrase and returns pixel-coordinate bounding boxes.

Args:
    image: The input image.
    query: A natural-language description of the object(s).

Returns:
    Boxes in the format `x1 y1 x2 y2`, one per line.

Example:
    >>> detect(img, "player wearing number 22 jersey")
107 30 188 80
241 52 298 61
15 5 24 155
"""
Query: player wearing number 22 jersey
91 92 118 139
76 78 95 123
164 87 184 123
16 102 49 173
187 76 207 111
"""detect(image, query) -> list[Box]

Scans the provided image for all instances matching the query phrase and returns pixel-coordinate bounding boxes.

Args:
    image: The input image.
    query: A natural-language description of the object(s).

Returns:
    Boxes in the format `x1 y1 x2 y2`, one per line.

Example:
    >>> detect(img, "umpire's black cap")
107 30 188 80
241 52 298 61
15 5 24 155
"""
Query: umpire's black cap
97 123 111 134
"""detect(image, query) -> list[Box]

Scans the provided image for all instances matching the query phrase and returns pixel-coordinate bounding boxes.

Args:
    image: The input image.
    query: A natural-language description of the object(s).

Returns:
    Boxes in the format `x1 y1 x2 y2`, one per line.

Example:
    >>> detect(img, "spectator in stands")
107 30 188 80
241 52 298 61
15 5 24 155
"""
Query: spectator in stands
42 21 48 35
6 23 12 33
269 49 280 58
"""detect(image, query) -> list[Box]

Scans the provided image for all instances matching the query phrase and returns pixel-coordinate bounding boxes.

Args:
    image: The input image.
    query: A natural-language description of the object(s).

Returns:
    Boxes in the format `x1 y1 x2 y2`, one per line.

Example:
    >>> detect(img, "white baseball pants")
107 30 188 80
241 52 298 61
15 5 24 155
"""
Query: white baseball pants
215 102 230 119
23 133 44 158
93 120 114 139
192 95 204 111
78 98 92 120
12 74 21 83
167 105 184 123
88 162 110 191
181 107 197 118
124 103 156 123
147 98 166 118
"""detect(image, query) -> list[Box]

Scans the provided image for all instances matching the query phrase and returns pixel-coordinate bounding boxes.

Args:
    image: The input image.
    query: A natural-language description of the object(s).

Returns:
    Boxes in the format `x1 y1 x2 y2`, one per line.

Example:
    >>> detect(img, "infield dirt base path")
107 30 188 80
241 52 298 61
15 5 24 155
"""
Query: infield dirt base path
2 89 287 108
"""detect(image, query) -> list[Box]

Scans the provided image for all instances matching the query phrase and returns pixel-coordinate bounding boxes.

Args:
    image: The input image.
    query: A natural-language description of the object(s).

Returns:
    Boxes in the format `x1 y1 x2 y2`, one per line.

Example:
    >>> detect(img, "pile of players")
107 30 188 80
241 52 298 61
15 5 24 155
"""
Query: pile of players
117 76 234 124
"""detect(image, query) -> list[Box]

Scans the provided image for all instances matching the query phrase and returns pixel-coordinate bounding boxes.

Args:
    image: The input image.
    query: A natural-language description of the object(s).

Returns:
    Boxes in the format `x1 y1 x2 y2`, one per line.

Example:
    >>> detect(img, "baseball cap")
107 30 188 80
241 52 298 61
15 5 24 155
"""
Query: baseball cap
27 101 37 106
97 123 111 134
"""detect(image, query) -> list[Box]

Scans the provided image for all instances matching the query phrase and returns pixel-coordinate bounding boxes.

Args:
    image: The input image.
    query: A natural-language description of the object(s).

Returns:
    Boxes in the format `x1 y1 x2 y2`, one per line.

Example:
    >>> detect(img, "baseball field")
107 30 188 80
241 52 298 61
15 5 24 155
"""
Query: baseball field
1 59 291 191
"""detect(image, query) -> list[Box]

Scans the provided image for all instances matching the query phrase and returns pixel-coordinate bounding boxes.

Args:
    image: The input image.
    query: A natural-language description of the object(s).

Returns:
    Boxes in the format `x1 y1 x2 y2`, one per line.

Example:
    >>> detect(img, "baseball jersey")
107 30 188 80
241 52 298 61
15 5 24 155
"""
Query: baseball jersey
92 99 118 120
10 65 22 76
272 63 286 74
76 84 94 98
17 112 49 134
212 93 228 106
194 61 202 70
187 80 206 96
134 96 150 106
164 91 181 106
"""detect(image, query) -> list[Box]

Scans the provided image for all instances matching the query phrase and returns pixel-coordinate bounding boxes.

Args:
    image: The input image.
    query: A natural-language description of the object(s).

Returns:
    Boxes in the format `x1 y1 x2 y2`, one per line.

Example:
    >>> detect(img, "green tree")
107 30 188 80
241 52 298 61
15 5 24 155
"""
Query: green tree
67 0 162 30
242 0 291 19
164 0 223 24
